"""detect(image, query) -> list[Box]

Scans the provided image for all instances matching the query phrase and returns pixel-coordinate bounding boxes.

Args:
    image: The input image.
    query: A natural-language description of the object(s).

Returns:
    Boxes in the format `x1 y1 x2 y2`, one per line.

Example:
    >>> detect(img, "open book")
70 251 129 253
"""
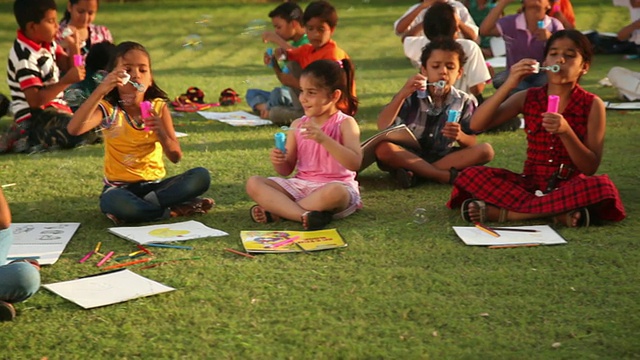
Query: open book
240 228 347 253
108 220 228 245
359 124 420 172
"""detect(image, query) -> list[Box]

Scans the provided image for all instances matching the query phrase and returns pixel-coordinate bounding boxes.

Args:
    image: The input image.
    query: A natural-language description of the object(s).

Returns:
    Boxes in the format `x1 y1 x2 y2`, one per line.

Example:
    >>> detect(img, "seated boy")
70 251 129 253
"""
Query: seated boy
394 0 479 41
267 0 355 124
0 0 96 153
403 2 491 102
374 38 494 188
0 188 41 322
246 2 309 123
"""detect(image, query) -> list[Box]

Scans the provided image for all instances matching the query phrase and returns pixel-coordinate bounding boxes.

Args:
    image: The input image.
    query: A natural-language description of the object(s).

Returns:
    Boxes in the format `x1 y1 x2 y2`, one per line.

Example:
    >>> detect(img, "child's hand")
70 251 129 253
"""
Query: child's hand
442 121 461 140
263 51 274 66
505 58 537 87
270 148 287 165
541 112 569 135
141 108 162 132
94 68 125 95
402 73 427 98
274 48 286 61
262 31 280 44
61 65 85 85
300 122 328 144
534 28 551 42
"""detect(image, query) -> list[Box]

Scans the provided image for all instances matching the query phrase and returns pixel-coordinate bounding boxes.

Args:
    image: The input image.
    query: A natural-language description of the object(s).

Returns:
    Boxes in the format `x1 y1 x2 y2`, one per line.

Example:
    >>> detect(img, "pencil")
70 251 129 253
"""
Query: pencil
79 250 94 263
96 251 115 267
474 222 500 237
101 258 151 271
488 243 540 249
223 248 256 259
136 244 153 255
490 227 540 233
144 243 193 250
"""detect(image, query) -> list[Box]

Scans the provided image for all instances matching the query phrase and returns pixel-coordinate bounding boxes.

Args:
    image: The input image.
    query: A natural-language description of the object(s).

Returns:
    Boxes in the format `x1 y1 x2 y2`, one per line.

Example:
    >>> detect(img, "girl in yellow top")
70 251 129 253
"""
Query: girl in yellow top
68 41 213 224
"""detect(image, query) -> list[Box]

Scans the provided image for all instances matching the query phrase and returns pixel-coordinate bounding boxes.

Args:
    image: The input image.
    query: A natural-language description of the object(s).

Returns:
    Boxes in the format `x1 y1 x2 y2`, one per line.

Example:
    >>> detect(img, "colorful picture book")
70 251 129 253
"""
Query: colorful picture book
240 228 347 253
452 225 567 246
359 124 420 172
108 220 228 245
43 269 175 309
5 223 80 265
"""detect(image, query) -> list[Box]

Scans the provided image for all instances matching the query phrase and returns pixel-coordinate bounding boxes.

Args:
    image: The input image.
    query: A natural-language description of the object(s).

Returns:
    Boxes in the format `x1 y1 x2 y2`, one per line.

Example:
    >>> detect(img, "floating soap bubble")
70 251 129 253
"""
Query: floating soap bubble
412 208 428 224
195 14 211 27
64 88 87 107
183 34 203 50
118 93 136 107
242 19 268 37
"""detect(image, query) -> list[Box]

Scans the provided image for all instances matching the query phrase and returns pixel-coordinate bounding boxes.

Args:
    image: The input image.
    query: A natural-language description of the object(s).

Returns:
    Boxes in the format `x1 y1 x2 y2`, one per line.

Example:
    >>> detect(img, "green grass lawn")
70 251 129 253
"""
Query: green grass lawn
0 0 639 358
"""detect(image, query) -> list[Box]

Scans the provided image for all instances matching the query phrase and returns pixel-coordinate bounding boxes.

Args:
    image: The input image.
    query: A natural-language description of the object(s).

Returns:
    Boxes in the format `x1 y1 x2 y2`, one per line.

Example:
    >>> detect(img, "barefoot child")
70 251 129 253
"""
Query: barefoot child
448 30 626 227
246 59 360 230
375 37 494 188
67 41 213 225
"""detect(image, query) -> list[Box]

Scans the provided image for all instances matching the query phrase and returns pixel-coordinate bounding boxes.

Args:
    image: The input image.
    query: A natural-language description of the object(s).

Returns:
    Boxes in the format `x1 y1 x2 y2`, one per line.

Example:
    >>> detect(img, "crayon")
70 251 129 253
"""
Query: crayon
96 251 115 267
101 258 151 271
474 222 500 237
490 227 540 233
79 250 94 263
223 248 255 259
144 243 193 250
488 243 540 249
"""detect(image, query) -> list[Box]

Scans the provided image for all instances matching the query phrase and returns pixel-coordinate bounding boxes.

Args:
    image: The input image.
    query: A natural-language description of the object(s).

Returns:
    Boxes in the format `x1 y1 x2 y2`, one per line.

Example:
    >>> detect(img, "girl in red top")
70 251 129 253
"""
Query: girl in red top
448 30 626 227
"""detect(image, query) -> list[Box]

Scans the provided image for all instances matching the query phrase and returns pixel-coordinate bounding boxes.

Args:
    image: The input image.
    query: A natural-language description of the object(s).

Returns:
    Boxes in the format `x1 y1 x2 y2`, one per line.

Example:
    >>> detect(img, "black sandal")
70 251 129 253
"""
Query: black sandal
302 211 333 230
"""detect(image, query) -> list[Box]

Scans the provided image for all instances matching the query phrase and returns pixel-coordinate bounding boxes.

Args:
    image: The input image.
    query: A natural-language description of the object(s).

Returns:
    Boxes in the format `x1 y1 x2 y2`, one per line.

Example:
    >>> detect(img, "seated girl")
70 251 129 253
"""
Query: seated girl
68 42 214 224
447 30 626 227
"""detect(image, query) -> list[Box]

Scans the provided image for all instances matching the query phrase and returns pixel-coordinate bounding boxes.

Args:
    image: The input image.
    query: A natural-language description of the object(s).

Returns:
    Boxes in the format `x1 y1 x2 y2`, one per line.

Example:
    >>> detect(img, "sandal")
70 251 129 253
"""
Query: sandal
395 168 417 189
250 205 279 224
554 208 590 228
301 211 333 230
461 198 486 223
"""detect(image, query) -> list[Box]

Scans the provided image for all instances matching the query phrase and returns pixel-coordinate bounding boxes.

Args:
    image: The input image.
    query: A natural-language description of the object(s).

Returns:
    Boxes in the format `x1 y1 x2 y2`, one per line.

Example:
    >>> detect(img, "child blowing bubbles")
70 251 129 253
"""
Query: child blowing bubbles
376 37 494 187
246 59 361 231
449 30 626 227
68 42 213 225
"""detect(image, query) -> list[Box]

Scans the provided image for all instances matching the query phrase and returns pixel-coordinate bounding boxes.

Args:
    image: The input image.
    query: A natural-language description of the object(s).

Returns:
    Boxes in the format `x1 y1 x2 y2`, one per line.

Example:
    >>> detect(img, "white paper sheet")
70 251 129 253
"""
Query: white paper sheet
43 269 175 309
605 101 640 110
197 111 273 126
108 220 228 244
485 56 507 68
452 225 567 246
5 223 80 265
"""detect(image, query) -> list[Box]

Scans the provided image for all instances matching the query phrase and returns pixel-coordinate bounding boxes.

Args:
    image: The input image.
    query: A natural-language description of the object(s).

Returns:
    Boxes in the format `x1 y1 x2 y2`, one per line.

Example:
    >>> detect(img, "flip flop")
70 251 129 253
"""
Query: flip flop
302 211 333 230
554 207 590 228
250 205 279 224
461 198 486 223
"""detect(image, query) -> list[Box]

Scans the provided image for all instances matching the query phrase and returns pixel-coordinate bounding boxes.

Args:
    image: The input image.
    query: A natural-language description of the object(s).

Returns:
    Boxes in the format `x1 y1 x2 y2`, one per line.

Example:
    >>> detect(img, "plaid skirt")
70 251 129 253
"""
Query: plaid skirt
447 166 626 222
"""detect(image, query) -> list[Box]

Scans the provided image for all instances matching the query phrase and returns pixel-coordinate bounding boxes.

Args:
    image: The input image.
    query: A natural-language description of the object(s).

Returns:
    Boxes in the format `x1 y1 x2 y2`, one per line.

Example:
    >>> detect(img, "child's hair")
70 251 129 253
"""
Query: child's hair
520 0 556 14
303 1 338 29
269 2 303 23
301 59 358 116
85 41 115 73
62 0 100 23
544 29 593 66
420 37 467 69
104 41 168 106
423 2 457 40
14 0 57 31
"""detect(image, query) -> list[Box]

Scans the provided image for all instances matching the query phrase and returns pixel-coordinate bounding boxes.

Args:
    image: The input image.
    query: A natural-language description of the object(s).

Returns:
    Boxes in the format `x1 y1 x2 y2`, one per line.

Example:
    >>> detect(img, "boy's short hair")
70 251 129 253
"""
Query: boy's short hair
14 0 57 31
303 1 338 29
269 2 303 23
420 37 467 68
423 2 457 40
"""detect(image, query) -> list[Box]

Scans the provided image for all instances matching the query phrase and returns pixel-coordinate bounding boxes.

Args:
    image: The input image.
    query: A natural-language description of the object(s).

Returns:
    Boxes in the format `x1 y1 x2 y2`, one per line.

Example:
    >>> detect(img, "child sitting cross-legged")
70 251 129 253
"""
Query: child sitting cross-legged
375 37 494 188
67 42 214 225
448 30 626 227
246 2 308 123
246 59 361 231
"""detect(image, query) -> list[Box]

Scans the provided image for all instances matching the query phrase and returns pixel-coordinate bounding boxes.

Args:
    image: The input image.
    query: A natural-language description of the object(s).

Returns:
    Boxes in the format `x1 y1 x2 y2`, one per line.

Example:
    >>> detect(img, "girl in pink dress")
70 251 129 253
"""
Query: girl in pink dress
448 30 626 227
246 59 361 230
57 0 113 57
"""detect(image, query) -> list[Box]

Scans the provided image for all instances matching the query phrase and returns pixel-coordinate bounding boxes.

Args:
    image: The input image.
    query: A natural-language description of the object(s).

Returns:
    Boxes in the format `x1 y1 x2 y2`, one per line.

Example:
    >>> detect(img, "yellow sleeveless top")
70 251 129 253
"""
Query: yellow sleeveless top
99 99 166 182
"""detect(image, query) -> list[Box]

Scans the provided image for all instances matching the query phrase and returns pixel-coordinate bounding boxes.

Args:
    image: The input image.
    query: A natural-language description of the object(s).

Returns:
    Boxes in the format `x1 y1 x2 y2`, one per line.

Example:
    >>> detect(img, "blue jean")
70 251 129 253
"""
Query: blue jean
0 229 41 303
246 87 294 110
100 167 211 223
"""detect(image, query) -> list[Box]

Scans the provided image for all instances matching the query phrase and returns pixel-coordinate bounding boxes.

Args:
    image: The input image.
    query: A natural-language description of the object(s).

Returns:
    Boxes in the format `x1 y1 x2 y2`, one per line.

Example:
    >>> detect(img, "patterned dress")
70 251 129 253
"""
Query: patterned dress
447 85 626 222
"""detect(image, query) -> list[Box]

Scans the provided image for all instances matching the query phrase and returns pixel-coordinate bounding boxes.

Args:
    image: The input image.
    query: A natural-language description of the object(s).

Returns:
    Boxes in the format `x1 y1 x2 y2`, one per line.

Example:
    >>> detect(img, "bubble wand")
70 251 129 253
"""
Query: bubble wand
532 62 560 73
